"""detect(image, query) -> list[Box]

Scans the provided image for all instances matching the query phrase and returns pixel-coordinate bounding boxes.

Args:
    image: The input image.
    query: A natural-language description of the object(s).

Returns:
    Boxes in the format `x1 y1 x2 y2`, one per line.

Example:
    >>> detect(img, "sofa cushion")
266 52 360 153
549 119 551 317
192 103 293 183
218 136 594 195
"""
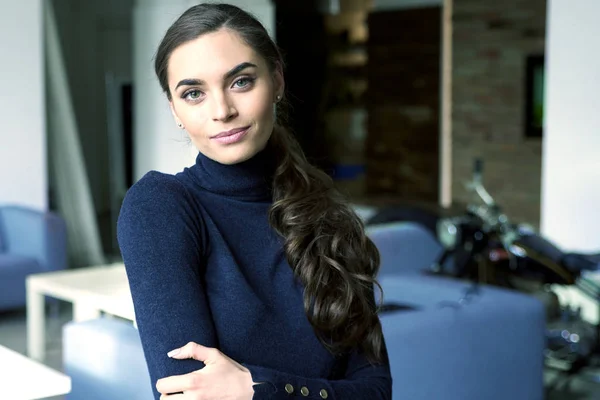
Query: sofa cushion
0 254 41 309
367 222 450 276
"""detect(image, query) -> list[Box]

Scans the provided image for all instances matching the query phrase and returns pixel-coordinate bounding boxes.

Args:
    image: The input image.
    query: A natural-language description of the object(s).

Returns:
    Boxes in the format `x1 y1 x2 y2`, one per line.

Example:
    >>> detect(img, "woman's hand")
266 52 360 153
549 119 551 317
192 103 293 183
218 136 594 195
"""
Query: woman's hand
156 342 255 399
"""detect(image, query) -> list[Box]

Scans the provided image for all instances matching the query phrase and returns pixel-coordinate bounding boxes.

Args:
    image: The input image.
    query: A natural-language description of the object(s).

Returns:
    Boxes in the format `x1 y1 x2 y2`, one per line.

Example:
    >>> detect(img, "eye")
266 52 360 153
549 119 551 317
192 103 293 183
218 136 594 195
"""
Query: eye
232 77 255 89
183 89 203 101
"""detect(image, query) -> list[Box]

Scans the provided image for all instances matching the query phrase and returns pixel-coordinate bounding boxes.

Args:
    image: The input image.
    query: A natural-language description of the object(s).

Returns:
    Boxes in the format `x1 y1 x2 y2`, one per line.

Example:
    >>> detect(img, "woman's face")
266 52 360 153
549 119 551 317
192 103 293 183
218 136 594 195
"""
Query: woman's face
167 28 283 165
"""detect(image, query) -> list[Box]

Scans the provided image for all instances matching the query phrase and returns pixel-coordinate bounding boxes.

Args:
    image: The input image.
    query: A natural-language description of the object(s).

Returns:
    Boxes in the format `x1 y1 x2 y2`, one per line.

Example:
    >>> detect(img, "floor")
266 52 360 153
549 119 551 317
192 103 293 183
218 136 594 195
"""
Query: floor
2 303 600 400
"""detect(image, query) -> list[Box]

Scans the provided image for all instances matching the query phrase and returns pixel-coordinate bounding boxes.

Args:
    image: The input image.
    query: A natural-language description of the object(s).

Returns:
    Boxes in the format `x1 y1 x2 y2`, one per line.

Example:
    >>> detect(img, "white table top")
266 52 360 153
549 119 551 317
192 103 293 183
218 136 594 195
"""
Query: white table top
27 262 135 321
0 345 71 399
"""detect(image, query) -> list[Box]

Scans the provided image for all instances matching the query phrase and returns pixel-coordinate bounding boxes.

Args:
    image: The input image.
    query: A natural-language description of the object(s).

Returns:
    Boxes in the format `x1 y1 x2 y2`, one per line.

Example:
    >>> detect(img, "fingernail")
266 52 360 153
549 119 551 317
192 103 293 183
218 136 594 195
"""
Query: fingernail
167 348 180 358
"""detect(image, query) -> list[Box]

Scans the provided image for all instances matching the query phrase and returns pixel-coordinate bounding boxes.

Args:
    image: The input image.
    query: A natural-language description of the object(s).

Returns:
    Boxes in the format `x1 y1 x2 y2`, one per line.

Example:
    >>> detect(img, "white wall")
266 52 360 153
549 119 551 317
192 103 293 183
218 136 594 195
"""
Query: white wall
52 0 134 216
541 0 600 253
133 0 196 180
0 0 46 210
541 0 600 324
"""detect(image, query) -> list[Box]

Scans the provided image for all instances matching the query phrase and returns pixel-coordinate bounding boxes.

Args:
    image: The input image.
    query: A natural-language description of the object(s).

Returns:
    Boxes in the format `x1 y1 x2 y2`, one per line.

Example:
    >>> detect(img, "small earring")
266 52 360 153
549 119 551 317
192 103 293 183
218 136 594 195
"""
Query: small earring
275 95 282 103
177 123 184 129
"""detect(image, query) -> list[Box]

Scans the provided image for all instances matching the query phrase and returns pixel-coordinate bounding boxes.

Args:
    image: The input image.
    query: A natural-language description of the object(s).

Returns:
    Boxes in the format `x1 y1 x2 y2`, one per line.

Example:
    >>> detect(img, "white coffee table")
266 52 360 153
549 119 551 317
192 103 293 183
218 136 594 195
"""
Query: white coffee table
0 344 71 399
26 262 135 361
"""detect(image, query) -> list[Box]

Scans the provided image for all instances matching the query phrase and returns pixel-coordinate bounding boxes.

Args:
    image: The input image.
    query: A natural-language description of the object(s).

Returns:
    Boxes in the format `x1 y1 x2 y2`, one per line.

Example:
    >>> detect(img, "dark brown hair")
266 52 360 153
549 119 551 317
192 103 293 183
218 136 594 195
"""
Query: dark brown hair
154 3 384 362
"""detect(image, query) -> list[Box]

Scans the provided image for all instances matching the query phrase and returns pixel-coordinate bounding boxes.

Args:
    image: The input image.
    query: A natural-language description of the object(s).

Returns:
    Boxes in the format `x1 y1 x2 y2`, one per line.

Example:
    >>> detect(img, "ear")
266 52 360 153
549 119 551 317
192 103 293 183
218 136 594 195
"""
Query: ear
169 101 184 129
272 61 285 101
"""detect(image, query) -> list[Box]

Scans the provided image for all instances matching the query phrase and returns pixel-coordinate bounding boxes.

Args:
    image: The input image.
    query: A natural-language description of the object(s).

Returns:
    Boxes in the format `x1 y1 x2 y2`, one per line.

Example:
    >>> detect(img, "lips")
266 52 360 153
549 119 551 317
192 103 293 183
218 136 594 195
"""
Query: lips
212 126 251 139
210 126 250 145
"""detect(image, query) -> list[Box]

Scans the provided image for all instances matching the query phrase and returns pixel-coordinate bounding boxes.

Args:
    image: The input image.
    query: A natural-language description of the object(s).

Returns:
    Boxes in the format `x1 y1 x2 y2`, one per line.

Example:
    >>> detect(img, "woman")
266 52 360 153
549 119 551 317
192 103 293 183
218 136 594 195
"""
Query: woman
117 3 392 399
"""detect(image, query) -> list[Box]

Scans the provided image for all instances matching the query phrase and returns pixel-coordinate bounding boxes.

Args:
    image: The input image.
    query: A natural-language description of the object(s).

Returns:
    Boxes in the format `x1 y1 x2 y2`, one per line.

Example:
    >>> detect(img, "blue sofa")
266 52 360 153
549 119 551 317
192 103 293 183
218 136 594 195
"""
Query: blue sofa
0 205 68 311
61 221 545 399
63 273 545 400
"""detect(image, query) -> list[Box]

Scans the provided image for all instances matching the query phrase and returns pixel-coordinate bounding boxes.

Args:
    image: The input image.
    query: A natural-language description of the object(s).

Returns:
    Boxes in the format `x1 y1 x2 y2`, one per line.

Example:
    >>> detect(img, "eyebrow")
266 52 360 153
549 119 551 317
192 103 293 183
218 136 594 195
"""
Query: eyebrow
175 62 258 90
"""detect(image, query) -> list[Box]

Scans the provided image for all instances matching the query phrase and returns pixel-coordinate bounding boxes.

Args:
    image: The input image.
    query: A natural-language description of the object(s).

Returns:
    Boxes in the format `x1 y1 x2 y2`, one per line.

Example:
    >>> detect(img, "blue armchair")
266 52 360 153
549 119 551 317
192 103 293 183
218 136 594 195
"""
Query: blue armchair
0 205 68 311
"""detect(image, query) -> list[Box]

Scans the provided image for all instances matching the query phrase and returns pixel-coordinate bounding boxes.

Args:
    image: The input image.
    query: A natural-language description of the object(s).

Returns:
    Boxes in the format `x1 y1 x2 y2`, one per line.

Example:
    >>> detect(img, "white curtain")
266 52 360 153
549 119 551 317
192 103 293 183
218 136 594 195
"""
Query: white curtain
45 0 106 268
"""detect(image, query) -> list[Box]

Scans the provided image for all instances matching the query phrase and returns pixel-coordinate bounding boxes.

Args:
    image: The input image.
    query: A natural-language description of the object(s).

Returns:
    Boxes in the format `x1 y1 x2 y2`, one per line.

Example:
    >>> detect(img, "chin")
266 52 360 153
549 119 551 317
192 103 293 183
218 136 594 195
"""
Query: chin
211 143 262 165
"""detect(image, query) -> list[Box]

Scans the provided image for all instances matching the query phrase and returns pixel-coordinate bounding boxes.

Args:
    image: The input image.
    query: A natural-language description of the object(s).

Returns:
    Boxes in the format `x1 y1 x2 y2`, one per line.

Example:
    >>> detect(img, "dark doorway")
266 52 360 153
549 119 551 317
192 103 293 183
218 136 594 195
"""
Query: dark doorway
121 83 134 189
365 7 442 203
274 1 329 168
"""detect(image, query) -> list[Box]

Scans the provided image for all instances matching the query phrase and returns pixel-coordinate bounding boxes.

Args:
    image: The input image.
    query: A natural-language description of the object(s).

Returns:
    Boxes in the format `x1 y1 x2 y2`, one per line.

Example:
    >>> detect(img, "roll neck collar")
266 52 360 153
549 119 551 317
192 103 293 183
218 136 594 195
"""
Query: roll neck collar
186 144 277 201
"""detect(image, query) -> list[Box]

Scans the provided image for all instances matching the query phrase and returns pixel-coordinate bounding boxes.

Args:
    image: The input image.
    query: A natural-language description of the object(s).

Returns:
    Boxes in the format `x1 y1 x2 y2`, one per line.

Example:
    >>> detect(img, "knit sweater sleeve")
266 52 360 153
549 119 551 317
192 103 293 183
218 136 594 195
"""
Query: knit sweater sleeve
117 172 218 399
244 342 392 400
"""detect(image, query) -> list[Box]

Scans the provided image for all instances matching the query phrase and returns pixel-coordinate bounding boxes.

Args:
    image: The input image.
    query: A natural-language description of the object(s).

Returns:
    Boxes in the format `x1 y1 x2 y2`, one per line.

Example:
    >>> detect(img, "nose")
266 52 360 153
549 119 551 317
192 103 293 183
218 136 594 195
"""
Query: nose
211 92 238 122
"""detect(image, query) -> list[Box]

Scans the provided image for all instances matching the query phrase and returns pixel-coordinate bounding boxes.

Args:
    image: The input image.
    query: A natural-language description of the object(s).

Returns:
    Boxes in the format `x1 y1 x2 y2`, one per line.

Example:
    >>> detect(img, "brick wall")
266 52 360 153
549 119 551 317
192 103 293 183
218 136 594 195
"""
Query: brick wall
452 0 546 226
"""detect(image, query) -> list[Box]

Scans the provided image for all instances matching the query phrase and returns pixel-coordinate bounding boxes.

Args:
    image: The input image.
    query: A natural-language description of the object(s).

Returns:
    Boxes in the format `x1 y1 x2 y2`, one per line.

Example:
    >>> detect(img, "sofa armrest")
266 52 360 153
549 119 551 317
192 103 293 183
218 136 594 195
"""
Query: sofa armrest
379 275 545 400
0 206 67 271
63 317 153 400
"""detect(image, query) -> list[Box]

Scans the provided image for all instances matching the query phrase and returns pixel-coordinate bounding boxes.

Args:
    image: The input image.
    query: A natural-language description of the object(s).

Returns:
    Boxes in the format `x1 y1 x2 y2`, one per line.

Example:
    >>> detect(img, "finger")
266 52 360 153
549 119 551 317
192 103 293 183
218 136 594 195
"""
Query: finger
156 373 196 395
168 341 219 363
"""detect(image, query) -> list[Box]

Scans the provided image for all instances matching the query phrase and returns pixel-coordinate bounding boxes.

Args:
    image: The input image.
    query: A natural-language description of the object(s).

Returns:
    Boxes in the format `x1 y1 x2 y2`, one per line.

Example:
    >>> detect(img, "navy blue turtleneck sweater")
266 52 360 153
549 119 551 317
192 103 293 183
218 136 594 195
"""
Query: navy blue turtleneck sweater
117 146 392 399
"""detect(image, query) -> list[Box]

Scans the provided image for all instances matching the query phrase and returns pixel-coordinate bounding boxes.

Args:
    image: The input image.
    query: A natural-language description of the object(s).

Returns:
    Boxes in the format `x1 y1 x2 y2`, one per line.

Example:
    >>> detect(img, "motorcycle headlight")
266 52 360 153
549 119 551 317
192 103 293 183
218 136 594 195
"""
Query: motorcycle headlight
437 218 459 249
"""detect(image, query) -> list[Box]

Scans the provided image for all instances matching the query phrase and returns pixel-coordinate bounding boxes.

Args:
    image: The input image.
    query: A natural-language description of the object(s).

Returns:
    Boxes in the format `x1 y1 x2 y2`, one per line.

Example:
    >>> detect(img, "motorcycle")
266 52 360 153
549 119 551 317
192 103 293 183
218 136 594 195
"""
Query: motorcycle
431 158 600 391
432 158 596 289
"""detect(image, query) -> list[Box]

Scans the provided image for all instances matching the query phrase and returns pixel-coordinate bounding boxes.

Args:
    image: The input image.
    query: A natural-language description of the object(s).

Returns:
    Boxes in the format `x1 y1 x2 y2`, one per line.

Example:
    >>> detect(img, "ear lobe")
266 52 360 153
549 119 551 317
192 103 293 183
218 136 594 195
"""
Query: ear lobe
169 102 183 128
